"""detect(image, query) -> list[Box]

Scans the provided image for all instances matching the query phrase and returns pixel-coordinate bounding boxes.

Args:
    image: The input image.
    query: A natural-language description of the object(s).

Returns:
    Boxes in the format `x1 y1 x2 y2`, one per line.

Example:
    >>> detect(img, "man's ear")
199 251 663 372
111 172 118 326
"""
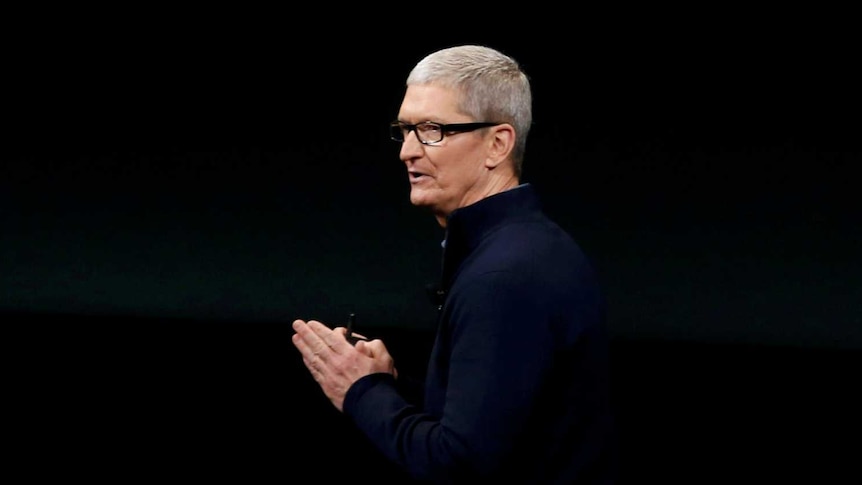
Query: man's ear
484 123 515 169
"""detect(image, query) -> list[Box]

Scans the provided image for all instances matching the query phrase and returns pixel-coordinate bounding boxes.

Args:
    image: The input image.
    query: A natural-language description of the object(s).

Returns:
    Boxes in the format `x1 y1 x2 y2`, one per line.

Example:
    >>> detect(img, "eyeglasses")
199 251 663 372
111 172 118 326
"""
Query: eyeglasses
389 121 501 145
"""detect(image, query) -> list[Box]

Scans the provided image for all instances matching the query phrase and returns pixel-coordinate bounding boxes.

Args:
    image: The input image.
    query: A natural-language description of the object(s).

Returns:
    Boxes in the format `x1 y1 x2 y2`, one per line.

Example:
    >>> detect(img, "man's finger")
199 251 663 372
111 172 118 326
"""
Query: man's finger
293 320 334 363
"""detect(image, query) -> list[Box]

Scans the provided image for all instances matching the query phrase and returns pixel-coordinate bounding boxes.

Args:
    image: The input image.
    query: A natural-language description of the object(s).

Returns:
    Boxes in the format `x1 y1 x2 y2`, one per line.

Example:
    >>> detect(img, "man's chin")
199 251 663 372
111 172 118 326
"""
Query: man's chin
409 192 432 208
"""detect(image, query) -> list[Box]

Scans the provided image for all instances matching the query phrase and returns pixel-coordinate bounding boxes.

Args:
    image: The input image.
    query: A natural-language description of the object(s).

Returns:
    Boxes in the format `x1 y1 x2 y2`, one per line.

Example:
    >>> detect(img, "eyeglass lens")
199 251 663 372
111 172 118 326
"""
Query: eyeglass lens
390 122 444 144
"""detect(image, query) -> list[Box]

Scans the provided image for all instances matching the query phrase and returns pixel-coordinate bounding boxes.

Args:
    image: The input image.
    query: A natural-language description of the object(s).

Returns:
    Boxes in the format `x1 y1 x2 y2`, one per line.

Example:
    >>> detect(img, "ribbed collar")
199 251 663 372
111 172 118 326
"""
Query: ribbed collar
440 183 541 289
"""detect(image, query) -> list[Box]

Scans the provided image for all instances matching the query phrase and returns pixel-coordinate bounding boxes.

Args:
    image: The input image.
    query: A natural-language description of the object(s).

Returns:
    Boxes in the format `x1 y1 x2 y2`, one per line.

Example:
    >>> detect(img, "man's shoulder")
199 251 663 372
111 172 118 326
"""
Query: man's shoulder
474 220 588 272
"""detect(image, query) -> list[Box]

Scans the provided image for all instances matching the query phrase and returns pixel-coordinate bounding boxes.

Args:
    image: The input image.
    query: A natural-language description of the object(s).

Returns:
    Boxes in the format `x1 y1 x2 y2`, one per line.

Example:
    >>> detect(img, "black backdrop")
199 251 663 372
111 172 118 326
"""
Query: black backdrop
3 19 860 482
4 31 859 349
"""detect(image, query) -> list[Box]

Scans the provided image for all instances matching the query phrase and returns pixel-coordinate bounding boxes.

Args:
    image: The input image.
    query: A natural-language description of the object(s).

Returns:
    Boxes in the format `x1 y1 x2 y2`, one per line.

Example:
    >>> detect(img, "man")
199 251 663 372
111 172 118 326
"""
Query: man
292 44 617 484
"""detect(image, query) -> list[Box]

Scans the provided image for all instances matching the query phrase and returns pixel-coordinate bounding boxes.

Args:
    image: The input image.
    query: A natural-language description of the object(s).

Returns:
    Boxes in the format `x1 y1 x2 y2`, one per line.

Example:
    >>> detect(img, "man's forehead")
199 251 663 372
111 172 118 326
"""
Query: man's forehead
399 84 463 121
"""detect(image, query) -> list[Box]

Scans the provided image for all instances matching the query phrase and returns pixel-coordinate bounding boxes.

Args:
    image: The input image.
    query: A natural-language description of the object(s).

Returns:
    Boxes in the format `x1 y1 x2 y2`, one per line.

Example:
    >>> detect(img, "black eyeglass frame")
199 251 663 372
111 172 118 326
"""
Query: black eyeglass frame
389 121 502 145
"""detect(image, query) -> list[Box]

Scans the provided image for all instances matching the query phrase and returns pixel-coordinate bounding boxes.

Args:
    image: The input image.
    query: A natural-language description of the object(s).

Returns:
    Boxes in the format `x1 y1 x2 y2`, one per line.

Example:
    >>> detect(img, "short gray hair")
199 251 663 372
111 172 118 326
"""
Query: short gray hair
406 45 532 176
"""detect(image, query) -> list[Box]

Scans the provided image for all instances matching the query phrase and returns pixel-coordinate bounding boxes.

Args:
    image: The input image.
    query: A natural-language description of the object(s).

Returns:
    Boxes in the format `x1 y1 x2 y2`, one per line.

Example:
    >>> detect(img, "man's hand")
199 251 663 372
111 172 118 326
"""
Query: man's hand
292 319 397 411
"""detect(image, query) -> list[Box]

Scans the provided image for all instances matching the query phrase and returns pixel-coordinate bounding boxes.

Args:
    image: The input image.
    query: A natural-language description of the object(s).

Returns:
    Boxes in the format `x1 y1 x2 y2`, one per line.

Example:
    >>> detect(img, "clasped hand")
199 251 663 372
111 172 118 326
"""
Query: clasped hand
292 319 397 411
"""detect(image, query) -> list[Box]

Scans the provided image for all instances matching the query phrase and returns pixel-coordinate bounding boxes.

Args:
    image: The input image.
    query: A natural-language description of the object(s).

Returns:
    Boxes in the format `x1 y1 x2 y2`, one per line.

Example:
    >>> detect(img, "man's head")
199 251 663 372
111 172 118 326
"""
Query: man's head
391 45 533 227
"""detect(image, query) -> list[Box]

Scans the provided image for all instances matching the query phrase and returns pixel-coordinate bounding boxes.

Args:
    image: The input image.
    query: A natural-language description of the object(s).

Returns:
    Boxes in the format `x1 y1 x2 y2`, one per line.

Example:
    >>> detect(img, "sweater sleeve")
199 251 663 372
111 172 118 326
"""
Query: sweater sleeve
343 270 564 482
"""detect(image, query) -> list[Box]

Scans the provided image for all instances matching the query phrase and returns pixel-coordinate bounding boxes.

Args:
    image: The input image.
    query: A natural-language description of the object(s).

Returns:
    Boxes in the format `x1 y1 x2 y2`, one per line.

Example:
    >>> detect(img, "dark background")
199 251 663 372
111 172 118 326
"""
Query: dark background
3 18 859 483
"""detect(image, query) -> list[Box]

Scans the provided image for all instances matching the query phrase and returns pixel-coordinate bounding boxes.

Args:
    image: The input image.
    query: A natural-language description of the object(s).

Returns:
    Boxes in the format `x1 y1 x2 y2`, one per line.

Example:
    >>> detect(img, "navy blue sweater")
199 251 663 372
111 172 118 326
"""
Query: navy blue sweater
344 184 616 483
